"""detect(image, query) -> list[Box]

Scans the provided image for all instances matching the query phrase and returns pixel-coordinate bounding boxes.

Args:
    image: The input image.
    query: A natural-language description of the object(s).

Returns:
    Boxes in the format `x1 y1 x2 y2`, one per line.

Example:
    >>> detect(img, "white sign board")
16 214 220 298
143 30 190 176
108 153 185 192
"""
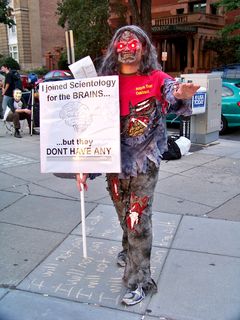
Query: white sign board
40 76 121 174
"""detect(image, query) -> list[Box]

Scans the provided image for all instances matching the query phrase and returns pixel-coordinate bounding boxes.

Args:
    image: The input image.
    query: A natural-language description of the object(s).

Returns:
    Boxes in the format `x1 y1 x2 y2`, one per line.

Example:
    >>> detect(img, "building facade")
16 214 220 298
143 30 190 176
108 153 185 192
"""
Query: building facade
150 0 225 74
0 0 66 70
0 0 237 73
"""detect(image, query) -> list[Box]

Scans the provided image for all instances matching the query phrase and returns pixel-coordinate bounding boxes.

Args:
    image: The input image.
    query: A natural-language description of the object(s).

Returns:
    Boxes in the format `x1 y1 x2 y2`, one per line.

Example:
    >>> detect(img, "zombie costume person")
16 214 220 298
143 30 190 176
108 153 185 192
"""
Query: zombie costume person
76 25 199 306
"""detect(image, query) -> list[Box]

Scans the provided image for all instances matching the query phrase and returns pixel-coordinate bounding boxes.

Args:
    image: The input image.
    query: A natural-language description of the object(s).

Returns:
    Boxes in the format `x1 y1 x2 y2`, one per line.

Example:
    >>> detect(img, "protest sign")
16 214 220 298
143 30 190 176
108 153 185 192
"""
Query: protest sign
40 75 121 174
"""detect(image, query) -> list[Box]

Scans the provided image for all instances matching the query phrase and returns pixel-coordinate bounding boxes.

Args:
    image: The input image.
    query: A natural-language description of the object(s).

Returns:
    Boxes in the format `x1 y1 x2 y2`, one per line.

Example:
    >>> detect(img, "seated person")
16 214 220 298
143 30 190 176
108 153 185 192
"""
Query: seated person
5 89 39 138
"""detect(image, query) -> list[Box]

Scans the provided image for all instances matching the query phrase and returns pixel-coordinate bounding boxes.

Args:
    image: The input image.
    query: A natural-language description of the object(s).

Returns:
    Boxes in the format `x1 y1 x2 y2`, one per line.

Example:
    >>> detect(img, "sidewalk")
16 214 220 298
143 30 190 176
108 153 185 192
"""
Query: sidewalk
0 125 240 320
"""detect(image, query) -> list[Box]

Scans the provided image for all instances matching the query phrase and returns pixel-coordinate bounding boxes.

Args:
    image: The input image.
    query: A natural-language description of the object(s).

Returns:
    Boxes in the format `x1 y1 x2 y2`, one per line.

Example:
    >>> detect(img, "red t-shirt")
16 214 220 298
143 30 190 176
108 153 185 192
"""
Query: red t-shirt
119 70 172 116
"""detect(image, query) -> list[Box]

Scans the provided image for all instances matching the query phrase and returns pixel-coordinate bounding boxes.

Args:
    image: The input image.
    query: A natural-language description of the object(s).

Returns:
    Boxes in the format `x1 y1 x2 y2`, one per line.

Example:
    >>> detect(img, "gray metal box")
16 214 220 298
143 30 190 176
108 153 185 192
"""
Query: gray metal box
181 73 222 145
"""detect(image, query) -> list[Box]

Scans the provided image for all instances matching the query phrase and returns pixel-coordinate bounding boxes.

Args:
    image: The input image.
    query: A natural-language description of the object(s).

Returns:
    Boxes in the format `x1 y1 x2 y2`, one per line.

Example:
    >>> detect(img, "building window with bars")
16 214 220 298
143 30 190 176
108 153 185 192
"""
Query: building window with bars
9 44 19 62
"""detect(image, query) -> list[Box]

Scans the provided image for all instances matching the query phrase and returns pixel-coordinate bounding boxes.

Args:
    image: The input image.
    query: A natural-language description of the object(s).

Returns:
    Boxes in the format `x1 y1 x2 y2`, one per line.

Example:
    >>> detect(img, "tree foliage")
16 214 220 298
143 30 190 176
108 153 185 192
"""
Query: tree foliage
216 0 240 36
205 35 240 65
216 0 239 12
0 0 15 27
57 0 113 61
205 0 240 66
0 55 20 69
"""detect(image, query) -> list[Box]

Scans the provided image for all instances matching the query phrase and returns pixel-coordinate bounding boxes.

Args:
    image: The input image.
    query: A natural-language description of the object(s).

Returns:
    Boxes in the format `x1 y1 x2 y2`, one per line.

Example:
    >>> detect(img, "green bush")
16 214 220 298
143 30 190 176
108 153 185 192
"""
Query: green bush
58 52 68 70
30 66 49 76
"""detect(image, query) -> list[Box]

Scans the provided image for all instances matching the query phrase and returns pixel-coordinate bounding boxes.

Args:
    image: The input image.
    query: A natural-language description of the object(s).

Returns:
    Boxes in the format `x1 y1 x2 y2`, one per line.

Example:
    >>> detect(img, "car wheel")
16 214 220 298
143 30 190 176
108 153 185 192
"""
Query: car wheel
219 115 228 135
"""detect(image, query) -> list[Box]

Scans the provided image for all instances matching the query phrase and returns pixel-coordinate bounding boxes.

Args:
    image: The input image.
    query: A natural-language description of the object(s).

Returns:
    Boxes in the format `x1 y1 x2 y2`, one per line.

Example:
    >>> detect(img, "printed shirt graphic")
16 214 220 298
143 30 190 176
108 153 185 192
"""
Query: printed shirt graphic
118 70 192 178
119 70 168 116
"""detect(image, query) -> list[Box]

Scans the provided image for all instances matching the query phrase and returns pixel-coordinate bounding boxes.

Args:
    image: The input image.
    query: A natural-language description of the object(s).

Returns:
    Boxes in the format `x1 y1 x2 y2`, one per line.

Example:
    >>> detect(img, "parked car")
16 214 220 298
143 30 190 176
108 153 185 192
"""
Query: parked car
212 64 240 80
36 70 73 85
166 79 240 135
20 74 30 91
0 71 29 91
220 79 240 134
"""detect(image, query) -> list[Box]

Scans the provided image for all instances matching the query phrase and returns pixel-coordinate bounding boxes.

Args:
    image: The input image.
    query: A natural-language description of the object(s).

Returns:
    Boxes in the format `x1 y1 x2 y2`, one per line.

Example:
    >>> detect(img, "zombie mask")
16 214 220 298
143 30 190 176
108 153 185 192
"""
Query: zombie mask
115 31 142 64
13 89 22 102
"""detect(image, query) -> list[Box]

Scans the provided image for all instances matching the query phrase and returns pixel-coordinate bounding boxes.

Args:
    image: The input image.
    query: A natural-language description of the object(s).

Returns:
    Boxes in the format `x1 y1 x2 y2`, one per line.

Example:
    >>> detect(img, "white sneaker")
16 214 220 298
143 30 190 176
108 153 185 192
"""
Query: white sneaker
122 286 145 306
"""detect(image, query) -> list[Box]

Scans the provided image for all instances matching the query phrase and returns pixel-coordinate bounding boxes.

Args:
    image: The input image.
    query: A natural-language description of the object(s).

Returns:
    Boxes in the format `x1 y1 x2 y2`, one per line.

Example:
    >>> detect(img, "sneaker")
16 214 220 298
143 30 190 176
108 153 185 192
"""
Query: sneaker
122 286 145 306
14 130 22 138
117 250 127 267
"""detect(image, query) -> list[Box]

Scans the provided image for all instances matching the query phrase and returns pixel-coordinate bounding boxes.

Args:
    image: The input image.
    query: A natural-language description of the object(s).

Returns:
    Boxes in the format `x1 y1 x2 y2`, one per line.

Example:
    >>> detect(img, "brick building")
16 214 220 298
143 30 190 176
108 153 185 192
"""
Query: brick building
0 0 66 70
150 0 225 73
0 0 238 73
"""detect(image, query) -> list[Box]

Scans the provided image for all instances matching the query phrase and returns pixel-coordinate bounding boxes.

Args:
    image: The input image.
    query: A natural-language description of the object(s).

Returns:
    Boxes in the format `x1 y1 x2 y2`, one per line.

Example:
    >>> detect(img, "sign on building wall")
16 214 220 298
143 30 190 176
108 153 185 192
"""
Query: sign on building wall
161 51 167 61
40 76 121 174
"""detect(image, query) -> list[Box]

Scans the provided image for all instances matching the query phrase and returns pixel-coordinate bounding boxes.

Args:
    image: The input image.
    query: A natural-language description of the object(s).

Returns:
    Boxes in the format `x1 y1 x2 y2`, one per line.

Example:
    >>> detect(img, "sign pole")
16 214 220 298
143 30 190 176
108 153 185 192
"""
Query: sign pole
162 39 167 72
80 173 87 258
65 30 75 65
65 31 87 258
30 88 34 135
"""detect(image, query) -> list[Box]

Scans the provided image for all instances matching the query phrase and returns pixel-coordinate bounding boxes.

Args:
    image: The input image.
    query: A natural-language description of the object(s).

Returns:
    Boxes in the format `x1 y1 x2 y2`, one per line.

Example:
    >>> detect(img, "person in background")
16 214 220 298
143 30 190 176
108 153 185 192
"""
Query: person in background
0 64 15 119
76 25 200 306
5 88 39 138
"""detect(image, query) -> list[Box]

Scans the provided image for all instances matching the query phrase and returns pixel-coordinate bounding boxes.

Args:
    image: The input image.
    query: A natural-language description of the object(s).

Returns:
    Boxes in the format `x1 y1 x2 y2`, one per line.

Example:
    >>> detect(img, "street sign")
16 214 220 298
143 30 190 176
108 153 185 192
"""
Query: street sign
162 51 167 61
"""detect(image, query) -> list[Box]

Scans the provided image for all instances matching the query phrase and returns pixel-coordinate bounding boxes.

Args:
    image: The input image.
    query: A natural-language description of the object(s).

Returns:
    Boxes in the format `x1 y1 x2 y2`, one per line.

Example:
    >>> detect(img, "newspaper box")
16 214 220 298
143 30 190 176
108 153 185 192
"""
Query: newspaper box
192 87 206 115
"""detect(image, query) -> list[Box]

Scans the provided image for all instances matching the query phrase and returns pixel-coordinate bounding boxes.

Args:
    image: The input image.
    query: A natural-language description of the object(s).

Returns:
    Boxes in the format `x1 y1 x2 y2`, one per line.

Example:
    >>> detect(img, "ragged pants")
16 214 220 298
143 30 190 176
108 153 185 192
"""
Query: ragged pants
106 161 159 293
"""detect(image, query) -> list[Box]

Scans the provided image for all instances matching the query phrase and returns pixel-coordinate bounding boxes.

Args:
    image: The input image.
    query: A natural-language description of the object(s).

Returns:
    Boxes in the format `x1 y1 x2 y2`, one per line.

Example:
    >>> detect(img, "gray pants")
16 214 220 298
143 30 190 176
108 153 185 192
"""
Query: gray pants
106 161 159 293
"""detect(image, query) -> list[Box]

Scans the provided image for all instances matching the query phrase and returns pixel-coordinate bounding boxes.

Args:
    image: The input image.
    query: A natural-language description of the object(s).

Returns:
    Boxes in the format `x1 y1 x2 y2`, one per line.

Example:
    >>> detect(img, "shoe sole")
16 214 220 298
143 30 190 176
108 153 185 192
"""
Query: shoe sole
121 288 145 306
122 295 144 306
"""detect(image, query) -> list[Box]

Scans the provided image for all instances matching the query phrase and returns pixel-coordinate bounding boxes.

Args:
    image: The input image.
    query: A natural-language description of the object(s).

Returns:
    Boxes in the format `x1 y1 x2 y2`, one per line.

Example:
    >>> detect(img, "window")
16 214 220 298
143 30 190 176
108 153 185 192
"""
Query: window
45 71 54 79
210 4 217 15
53 71 62 77
222 86 233 97
9 24 16 34
177 8 184 14
189 1 206 13
9 44 19 61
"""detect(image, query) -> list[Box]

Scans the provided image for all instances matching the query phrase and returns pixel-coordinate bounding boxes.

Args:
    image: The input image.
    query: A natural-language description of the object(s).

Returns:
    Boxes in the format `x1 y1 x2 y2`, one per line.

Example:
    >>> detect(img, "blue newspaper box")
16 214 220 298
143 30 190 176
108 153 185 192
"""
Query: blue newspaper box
192 87 207 115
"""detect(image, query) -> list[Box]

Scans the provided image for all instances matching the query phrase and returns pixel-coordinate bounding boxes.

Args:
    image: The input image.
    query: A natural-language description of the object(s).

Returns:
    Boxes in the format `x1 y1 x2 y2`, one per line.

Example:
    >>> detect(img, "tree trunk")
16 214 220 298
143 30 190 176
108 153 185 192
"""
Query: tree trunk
129 0 141 25
141 0 152 38
129 0 152 38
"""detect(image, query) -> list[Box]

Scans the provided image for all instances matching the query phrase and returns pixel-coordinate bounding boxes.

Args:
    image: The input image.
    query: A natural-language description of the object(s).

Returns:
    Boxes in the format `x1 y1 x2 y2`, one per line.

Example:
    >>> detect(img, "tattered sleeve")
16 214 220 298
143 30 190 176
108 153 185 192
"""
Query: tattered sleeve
162 78 192 116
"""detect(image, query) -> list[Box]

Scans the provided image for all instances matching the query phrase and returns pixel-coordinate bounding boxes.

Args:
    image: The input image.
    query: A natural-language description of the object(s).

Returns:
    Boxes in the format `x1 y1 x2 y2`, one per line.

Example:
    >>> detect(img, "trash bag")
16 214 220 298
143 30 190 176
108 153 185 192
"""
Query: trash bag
161 135 182 160
175 136 191 156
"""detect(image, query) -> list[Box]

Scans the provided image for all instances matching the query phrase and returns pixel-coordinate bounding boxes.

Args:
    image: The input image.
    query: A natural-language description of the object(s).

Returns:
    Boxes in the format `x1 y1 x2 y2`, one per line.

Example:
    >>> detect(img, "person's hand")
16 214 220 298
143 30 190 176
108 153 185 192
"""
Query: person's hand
24 109 31 115
76 173 89 191
173 83 200 100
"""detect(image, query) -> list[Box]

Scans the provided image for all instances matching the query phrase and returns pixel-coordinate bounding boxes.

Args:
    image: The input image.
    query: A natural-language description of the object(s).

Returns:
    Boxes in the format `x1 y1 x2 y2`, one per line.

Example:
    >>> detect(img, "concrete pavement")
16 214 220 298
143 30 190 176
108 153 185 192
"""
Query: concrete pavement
0 123 240 320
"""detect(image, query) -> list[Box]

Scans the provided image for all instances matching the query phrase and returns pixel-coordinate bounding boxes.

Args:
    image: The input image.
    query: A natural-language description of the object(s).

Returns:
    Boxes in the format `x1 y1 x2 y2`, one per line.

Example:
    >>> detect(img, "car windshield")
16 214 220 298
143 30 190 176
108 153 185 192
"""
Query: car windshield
44 71 54 79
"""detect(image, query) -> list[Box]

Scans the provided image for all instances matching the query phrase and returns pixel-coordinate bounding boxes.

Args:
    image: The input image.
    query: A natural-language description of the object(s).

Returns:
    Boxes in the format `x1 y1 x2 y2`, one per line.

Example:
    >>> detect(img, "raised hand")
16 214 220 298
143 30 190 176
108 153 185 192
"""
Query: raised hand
173 82 200 100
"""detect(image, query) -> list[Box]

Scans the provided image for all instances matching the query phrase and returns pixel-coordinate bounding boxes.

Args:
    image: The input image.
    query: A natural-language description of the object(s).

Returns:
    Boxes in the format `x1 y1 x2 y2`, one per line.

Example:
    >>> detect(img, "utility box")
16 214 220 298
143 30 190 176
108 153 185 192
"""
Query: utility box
181 73 222 145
